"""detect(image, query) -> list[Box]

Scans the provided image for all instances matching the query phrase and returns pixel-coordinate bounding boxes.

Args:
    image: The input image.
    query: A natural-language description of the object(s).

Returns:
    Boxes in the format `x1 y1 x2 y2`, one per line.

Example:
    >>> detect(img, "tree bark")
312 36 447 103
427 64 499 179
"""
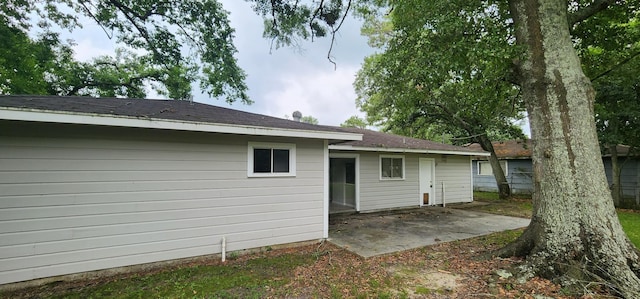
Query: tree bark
477 134 511 199
610 144 622 206
498 0 640 297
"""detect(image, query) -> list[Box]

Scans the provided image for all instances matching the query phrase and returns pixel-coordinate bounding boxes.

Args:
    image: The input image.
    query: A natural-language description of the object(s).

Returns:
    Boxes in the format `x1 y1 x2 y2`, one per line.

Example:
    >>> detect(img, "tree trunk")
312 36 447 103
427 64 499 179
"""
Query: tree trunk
610 144 622 206
498 0 640 297
477 134 511 199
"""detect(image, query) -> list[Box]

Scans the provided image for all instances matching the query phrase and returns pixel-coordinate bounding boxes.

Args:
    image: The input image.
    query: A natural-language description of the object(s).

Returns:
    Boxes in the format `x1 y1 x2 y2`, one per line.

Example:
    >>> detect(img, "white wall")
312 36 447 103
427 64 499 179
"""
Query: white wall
357 152 419 211
0 121 326 284
332 151 473 211
433 155 473 205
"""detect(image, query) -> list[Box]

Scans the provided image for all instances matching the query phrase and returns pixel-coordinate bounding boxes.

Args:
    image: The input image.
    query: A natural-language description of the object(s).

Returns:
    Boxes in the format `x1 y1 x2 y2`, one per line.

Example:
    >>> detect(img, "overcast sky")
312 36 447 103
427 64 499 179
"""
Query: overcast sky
69 1 374 126
64 1 530 135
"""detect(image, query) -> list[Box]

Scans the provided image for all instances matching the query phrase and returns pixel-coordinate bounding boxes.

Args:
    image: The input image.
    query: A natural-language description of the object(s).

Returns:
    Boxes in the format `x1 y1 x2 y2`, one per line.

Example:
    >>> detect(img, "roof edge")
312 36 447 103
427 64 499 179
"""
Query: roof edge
0 107 362 141
328 145 490 156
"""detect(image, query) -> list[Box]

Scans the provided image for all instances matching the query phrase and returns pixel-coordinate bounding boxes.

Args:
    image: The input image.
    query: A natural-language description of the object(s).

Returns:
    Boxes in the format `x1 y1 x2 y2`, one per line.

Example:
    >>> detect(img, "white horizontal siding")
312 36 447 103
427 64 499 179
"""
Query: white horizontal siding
358 153 419 211
346 151 473 211
0 127 326 284
434 156 473 204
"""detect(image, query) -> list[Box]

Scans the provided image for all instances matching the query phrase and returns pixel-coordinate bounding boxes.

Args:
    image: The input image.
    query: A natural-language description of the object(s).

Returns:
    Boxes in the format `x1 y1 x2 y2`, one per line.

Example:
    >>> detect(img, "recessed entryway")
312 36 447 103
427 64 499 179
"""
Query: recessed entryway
329 154 359 214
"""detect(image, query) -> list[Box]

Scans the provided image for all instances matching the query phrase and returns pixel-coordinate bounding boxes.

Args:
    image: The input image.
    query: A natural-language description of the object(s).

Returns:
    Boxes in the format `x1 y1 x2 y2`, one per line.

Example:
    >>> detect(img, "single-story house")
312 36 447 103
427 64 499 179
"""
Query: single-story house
328 127 487 212
0 95 487 286
468 140 640 202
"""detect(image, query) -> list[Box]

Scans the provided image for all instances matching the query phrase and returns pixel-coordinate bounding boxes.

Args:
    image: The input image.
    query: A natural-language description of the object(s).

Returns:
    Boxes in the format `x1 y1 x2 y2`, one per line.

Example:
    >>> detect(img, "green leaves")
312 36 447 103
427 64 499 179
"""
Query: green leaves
575 0 640 150
1 0 249 103
354 0 525 143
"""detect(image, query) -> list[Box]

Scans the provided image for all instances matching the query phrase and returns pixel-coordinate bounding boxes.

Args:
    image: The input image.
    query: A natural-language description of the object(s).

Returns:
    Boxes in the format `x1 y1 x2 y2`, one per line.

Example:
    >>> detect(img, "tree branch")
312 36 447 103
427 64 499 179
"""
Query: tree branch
568 0 616 25
105 0 170 69
77 0 114 39
309 0 325 42
67 73 163 95
591 51 640 82
327 0 352 69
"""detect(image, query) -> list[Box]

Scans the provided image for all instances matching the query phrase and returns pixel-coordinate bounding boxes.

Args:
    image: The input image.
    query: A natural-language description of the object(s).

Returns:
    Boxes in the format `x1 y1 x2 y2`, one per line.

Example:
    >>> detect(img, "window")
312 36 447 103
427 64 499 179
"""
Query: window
478 160 508 176
248 142 296 177
380 155 405 180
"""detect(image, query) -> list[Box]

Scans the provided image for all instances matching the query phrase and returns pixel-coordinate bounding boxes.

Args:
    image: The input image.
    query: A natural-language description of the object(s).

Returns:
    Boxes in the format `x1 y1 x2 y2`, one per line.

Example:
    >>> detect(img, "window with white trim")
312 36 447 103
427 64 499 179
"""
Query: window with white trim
248 142 296 177
380 155 405 180
478 160 508 176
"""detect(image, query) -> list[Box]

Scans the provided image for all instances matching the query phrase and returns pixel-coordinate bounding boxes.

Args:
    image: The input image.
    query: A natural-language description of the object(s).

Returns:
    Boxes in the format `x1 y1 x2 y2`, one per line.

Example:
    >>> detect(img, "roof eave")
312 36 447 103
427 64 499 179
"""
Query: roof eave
328 145 490 156
0 108 362 141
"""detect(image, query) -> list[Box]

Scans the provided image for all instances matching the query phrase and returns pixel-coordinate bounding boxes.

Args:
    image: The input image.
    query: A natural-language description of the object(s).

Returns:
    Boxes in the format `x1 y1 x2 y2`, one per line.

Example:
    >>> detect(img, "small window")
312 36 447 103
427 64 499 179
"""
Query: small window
380 155 405 180
248 142 296 177
478 160 508 176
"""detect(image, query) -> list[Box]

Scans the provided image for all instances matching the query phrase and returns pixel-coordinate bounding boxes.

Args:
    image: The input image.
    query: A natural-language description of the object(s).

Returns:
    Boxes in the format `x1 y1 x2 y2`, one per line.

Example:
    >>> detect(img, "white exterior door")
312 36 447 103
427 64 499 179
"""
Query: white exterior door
419 158 435 206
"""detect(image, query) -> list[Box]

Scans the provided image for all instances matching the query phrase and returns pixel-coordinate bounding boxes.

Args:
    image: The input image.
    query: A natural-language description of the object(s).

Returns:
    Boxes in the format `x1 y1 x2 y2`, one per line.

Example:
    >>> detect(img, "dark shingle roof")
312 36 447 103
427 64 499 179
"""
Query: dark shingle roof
467 140 639 158
601 145 638 157
1 95 488 155
466 140 532 159
332 127 487 154
0 95 344 133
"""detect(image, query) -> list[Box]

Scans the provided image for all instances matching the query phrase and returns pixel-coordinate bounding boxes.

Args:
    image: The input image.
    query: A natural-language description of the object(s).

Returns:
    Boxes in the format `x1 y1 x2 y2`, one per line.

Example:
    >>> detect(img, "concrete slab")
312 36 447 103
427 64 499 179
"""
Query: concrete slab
328 207 530 258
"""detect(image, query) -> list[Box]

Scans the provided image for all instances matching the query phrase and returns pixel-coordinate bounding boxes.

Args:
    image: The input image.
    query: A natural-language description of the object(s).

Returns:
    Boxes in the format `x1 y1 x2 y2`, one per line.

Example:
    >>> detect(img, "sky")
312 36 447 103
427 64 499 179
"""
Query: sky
68 1 375 127
63 1 530 135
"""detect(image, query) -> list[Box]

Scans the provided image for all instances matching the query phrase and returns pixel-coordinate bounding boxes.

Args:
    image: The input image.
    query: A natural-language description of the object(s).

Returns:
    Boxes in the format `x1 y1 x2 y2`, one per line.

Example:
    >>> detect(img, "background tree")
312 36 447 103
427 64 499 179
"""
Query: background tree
250 0 640 296
340 115 368 128
575 6 640 206
301 115 319 124
0 25 70 95
0 0 249 102
353 4 525 199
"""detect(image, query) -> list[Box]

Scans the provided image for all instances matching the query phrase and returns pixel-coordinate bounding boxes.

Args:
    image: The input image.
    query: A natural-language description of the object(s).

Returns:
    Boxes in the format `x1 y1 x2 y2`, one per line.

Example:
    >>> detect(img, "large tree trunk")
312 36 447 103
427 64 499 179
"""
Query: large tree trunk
498 0 640 297
477 134 511 199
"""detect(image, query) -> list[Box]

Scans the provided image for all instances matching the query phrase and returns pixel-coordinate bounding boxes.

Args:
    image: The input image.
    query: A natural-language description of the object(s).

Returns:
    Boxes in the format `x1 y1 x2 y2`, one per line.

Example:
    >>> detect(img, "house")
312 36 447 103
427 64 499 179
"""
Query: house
0 95 486 286
329 128 487 212
468 140 640 204
468 140 534 195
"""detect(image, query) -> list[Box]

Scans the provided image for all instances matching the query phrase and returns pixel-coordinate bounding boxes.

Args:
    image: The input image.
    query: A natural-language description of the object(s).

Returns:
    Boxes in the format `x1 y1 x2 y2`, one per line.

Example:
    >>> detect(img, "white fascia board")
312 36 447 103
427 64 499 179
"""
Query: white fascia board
0 108 363 141
328 144 490 156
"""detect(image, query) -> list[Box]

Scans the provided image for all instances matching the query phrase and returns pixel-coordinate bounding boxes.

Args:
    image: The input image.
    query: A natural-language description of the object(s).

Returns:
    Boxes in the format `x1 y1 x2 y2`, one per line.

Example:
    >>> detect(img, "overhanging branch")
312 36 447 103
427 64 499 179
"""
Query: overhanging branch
568 0 616 25
591 51 640 82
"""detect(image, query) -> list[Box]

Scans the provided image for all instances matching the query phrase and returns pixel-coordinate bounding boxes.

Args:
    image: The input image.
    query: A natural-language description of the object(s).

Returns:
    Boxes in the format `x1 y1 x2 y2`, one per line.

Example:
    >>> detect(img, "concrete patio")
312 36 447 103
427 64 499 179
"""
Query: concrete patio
328 207 530 258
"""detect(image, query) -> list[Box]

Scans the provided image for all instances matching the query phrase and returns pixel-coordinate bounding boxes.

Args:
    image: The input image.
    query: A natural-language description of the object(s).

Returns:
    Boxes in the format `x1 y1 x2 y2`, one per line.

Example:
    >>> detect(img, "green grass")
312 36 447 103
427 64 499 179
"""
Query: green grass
43 253 313 299
472 192 640 249
473 191 501 201
618 211 640 248
471 192 533 218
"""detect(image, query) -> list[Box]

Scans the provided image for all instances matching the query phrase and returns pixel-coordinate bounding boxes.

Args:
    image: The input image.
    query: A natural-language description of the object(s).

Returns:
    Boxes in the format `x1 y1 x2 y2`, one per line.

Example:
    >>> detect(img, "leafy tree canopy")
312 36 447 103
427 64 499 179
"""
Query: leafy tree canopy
340 115 368 128
301 115 319 124
0 0 249 103
575 3 640 151
353 1 526 145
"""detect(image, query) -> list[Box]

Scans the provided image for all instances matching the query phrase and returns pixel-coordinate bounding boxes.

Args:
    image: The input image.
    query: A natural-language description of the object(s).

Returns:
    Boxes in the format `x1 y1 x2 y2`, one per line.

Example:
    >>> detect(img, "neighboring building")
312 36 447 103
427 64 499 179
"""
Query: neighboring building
468 140 534 195
0 95 487 286
468 140 640 203
602 145 640 204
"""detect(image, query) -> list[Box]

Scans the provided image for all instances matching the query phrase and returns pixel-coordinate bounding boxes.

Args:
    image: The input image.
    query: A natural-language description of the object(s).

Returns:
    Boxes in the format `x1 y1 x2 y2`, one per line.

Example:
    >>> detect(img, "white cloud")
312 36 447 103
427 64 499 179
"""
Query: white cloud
263 65 364 126
72 38 115 62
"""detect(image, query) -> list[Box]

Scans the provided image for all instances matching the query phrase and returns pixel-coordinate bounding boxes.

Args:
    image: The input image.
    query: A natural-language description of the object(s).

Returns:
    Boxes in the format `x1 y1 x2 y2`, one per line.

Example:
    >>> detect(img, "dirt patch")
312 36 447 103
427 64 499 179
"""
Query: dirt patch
389 266 460 297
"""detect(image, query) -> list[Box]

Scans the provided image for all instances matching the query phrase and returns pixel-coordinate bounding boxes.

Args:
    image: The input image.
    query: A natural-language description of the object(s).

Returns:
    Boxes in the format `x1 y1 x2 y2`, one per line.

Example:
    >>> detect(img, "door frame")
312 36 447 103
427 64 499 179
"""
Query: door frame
419 158 436 206
329 153 360 212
